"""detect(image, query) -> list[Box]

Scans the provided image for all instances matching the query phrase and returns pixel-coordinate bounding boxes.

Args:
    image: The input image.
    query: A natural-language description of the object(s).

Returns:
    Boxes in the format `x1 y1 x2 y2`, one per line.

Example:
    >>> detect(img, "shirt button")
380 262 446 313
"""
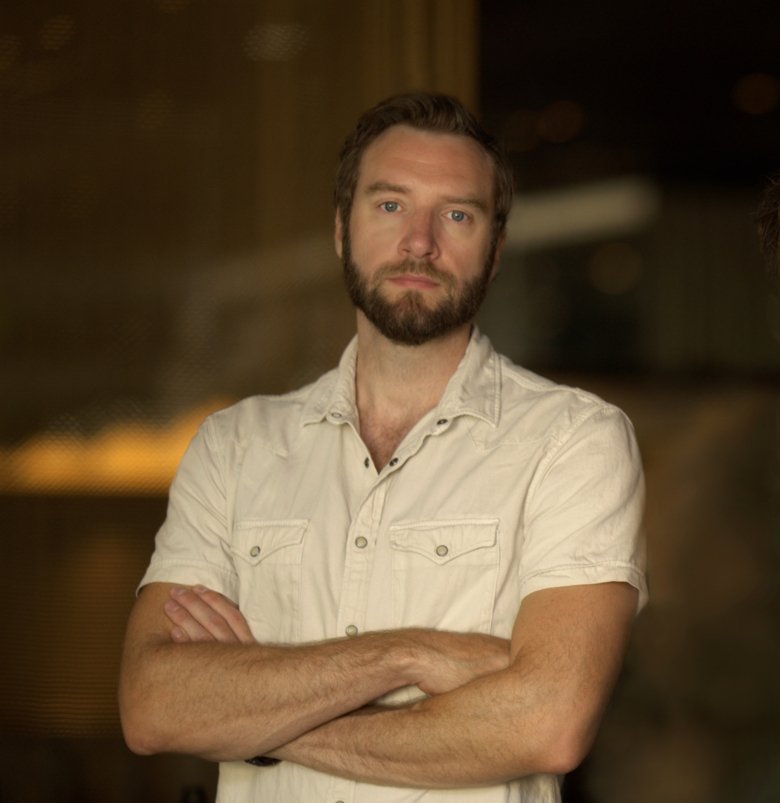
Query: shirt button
389 457 399 467
345 624 359 637
435 544 449 557
354 536 368 549
436 418 448 426
364 457 370 468
249 545 261 557
331 411 343 419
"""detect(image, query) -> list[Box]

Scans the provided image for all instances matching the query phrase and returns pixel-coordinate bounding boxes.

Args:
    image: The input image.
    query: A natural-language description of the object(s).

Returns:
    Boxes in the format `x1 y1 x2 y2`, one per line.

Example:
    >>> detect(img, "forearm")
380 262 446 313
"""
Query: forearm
271 584 638 787
123 633 426 761
271 665 555 788
120 580 510 764
119 582 435 761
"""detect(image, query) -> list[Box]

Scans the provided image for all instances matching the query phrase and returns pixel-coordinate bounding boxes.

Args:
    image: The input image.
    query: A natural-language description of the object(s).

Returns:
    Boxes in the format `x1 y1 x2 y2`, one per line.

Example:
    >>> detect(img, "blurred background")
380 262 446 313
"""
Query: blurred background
1 1 778 801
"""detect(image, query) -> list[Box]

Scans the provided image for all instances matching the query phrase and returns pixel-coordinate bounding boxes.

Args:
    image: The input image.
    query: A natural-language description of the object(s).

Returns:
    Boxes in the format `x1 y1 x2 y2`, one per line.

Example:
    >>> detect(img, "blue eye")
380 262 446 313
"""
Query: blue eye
381 201 400 213
449 210 467 222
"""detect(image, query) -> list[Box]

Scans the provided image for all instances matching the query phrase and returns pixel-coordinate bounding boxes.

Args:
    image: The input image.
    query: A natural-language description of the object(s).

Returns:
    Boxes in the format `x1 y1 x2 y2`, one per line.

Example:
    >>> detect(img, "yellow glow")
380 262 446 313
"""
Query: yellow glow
0 399 231 495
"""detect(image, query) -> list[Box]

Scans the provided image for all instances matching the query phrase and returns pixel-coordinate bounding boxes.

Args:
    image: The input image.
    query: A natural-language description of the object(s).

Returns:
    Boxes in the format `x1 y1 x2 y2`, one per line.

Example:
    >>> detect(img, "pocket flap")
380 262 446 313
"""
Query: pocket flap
231 520 308 565
389 519 498 565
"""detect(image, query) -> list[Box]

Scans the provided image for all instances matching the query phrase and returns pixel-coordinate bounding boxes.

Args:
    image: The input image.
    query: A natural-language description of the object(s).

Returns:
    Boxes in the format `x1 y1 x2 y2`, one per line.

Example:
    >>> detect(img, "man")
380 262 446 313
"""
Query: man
119 91 647 802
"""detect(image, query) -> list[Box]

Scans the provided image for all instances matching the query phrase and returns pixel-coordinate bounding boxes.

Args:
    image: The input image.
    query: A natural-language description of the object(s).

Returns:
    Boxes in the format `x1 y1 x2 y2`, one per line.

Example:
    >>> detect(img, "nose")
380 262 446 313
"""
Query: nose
400 210 440 261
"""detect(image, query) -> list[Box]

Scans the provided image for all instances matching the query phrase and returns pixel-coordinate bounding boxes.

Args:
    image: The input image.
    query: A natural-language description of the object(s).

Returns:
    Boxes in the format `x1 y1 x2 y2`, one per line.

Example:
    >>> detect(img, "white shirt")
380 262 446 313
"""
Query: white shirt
141 328 647 802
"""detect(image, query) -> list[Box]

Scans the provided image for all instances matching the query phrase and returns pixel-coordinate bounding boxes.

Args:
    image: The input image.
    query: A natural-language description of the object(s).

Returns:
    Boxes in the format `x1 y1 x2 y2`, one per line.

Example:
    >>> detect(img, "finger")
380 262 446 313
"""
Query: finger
193 585 255 644
167 587 242 643
164 596 215 641
170 624 190 642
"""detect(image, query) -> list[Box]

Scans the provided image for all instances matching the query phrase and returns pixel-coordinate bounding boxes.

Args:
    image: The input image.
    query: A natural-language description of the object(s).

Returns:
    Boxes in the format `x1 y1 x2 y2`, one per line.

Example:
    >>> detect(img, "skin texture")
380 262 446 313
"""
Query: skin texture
120 583 512 762
156 581 637 786
119 125 640 787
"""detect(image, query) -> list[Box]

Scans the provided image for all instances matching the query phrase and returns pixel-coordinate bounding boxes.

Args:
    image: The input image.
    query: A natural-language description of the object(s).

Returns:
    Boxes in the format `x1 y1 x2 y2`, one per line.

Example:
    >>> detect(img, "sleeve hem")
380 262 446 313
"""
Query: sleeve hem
519 563 648 614
137 559 239 601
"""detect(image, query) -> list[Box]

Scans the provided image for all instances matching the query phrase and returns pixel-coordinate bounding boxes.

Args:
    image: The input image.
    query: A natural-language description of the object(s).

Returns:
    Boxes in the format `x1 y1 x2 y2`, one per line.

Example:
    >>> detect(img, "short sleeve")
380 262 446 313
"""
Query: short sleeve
518 404 647 611
138 417 239 601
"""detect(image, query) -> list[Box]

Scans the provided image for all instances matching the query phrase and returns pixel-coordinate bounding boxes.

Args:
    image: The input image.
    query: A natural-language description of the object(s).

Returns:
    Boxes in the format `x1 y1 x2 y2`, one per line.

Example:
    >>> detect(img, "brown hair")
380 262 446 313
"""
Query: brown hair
334 91 514 244
756 173 780 280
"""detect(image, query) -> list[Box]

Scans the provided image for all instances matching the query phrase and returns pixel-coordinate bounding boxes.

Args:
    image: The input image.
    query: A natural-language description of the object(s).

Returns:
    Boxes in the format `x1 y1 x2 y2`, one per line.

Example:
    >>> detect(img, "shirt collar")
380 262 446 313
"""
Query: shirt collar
301 336 359 427
301 327 501 429
435 326 501 427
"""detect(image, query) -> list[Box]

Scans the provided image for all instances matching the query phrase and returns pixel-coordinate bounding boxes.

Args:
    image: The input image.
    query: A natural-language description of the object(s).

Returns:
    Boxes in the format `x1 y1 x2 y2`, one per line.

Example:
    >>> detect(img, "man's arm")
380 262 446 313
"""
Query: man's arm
118 582 510 762
268 582 637 787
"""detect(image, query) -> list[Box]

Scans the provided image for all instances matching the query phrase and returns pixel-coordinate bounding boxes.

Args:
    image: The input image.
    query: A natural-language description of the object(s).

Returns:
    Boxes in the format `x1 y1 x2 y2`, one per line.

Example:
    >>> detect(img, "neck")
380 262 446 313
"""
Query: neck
353 313 472 466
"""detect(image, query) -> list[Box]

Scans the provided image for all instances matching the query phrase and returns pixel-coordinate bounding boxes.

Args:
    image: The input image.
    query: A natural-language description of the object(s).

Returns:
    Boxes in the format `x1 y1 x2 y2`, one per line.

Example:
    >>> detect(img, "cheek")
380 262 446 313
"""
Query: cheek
449 237 490 272
350 216 401 260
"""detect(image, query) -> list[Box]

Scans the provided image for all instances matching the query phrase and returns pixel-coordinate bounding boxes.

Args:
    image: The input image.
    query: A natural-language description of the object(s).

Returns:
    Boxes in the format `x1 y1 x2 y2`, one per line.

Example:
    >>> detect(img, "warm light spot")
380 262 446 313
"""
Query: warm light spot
733 73 780 115
243 23 309 62
588 242 644 295
0 400 231 494
39 15 75 51
539 100 585 143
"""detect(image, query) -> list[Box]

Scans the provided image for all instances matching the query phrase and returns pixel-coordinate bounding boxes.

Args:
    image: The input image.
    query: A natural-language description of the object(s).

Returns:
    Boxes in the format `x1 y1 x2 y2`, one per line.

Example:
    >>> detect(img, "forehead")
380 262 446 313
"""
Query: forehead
357 125 494 197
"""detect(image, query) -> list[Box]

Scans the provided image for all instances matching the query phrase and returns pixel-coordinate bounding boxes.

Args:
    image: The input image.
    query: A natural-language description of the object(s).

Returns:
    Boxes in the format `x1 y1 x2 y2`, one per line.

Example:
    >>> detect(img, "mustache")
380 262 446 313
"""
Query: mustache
373 260 455 287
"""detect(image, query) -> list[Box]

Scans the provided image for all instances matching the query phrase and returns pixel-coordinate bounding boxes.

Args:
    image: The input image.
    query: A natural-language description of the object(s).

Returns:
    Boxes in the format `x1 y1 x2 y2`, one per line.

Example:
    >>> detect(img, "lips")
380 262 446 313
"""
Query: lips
375 260 454 290
388 274 440 289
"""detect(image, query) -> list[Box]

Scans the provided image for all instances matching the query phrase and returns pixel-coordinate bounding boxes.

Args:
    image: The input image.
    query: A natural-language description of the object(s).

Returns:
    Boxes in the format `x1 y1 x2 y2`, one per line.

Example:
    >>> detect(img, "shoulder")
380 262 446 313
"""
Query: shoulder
200 368 338 456
495 352 635 449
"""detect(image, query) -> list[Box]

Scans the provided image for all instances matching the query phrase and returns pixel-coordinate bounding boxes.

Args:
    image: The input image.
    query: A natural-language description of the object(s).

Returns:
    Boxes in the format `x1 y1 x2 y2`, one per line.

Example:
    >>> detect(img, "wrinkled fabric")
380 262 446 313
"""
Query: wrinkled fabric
141 328 646 802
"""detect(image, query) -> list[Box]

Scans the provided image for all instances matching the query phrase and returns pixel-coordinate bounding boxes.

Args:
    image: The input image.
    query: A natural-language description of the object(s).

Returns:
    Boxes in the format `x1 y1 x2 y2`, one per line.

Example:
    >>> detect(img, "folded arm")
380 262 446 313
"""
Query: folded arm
268 581 638 787
118 582 510 762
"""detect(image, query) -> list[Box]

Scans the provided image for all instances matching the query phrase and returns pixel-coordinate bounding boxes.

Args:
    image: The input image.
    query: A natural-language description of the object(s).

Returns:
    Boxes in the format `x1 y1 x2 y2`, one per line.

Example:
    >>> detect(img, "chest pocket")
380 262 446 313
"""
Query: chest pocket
230 520 308 642
388 518 500 633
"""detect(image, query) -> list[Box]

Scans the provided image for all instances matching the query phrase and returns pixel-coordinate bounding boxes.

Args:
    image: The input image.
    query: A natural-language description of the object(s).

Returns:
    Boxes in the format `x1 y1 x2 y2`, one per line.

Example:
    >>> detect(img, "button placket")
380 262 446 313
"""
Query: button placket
336 482 388 641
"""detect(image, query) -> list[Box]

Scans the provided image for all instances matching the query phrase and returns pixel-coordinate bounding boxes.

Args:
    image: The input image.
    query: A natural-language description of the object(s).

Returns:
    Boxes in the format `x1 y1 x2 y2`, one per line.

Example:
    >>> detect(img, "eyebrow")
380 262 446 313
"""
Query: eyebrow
364 180 489 212
365 180 410 196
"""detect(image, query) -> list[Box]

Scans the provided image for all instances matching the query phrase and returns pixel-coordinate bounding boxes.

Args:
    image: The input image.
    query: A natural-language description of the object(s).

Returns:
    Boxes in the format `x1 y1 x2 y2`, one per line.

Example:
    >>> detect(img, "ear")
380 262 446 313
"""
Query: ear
334 211 344 259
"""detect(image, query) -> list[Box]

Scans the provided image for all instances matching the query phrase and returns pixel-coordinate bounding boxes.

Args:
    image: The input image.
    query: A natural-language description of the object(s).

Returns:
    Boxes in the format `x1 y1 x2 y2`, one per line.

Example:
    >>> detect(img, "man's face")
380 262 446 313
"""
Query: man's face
336 125 502 346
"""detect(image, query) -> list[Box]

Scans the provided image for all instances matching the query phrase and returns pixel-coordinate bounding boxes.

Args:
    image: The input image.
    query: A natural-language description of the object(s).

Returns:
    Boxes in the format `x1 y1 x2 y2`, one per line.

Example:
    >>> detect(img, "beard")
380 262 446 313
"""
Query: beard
341 230 496 346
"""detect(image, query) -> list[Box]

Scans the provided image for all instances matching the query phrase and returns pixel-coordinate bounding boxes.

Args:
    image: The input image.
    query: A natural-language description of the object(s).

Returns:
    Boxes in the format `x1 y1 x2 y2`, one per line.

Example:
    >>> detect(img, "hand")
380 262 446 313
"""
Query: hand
164 585 255 644
412 630 511 695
